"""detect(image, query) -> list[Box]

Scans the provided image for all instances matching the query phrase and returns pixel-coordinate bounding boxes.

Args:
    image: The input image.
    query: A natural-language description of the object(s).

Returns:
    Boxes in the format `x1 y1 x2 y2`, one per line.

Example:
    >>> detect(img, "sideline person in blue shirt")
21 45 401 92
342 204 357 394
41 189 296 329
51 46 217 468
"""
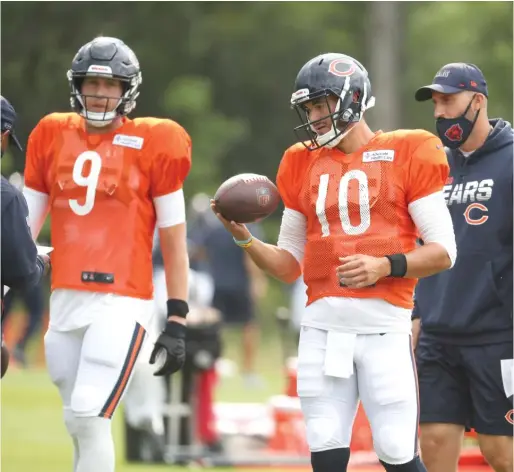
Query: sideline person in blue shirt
413 63 513 472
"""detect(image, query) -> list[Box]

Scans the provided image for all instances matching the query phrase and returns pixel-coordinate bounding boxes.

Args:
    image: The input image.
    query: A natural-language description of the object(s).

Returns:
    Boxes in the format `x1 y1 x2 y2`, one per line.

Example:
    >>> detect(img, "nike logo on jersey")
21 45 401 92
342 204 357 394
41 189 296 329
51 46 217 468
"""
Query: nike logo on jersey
443 179 493 206
362 150 395 163
113 134 144 150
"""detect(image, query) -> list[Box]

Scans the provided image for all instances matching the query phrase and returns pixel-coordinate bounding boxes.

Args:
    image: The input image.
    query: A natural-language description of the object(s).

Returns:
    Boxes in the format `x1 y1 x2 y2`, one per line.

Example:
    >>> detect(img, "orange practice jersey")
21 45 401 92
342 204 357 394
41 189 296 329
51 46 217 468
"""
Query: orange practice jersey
276 130 449 309
24 113 191 299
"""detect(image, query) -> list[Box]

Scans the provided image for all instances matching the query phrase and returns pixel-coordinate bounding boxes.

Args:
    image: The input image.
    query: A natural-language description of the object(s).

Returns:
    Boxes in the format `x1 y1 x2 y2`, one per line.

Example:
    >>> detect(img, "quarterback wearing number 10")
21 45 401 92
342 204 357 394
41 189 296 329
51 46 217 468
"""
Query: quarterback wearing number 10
213 53 457 472
22 37 191 472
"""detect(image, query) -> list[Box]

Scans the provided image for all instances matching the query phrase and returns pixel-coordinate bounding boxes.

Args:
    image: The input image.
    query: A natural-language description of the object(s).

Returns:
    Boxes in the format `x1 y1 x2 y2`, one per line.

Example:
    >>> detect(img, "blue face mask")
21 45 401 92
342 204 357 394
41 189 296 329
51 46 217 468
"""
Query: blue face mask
436 95 480 149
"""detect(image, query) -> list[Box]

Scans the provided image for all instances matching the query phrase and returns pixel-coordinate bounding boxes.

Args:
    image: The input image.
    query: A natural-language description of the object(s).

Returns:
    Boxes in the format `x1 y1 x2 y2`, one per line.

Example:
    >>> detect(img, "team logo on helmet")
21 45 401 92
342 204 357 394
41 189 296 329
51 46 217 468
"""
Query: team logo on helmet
328 59 356 77
256 187 271 207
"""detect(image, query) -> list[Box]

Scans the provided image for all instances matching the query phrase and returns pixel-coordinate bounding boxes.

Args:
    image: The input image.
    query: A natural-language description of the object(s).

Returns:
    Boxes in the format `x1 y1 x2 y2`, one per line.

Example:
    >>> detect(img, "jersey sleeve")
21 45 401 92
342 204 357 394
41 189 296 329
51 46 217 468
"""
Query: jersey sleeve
405 136 450 204
24 116 53 194
150 121 192 198
276 146 306 213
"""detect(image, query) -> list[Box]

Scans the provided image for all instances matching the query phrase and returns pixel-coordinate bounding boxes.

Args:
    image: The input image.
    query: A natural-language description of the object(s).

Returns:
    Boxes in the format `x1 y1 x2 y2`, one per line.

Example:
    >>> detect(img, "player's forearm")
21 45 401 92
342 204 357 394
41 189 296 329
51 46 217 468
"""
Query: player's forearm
159 224 189 305
404 242 452 278
23 188 49 240
407 191 456 278
244 238 301 284
163 250 189 301
4 257 45 291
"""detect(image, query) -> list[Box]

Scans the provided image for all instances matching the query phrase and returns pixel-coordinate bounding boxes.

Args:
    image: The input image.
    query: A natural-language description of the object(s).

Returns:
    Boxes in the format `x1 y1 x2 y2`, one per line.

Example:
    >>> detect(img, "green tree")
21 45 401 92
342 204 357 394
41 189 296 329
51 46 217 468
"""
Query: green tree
1 1 511 214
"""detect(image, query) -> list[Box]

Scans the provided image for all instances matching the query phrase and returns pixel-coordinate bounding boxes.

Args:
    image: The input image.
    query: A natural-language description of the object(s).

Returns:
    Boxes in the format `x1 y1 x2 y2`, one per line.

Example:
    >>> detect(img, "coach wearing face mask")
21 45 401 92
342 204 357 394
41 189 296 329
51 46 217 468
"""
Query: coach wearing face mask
1 97 51 379
1 96 50 297
412 64 513 472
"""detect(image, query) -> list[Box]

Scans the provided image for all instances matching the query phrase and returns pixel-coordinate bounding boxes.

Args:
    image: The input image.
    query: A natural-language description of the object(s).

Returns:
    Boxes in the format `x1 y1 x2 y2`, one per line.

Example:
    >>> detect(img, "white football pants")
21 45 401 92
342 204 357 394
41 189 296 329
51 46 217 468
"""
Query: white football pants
297 327 419 464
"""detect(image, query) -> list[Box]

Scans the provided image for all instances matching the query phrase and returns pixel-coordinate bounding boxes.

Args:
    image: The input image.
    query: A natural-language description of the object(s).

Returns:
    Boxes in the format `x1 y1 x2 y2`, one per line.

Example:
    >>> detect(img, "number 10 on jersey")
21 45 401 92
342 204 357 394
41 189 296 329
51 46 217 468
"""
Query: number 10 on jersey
316 170 371 236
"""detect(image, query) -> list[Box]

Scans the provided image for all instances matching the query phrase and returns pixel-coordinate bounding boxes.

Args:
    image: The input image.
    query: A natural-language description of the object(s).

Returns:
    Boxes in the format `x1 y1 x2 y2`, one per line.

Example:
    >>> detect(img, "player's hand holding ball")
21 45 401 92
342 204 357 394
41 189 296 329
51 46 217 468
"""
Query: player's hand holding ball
211 173 280 241
210 202 251 241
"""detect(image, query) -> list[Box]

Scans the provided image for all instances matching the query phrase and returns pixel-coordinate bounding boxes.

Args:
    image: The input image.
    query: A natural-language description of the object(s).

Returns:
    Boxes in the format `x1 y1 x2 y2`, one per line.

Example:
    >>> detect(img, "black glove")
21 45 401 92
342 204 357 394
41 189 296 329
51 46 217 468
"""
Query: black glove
149 320 187 376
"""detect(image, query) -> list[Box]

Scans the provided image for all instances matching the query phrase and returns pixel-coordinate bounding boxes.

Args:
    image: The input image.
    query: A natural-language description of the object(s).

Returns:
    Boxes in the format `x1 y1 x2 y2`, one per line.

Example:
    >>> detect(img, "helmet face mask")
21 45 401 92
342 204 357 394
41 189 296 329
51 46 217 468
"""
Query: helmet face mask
67 37 142 127
292 90 359 150
290 53 375 150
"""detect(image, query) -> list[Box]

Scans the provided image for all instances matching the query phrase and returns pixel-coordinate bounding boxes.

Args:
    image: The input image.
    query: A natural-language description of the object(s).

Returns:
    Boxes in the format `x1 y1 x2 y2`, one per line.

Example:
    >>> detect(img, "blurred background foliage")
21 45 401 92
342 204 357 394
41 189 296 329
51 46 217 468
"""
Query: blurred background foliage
1 1 512 263
1 8 512 464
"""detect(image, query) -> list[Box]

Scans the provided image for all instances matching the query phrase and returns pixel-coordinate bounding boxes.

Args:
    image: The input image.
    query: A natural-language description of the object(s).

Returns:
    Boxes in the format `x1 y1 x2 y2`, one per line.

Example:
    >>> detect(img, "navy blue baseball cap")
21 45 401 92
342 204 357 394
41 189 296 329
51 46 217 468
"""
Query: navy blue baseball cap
415 63 488 102
1 96 23 151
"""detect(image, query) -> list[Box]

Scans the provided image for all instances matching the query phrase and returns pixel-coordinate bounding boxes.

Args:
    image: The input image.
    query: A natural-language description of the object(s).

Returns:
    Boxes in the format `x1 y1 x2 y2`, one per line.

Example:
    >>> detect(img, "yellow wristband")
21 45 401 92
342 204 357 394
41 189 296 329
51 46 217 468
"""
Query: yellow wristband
233 236 253 248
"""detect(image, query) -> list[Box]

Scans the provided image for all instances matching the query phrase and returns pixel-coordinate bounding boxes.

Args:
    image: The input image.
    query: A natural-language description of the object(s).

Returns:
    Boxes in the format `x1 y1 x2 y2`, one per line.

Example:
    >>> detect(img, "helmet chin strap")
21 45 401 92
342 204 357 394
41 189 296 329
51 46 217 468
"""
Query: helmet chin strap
82 110 116 127
87 120 113 128
77 95 121 128
317 121 357 148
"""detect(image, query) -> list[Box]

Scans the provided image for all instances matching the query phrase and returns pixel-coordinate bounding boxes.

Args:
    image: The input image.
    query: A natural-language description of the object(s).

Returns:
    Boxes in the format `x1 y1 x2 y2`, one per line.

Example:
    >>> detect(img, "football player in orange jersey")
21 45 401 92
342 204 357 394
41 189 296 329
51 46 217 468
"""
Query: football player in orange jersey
211 53 457 472
22 37 191 472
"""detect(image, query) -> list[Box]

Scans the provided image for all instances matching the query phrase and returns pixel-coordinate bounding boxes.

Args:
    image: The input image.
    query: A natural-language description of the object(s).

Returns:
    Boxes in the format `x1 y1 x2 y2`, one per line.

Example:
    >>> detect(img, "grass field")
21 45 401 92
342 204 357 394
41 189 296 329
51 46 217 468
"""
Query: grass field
1 368 284 472
0 318 492 472
0 327 290 472
0 367 493 472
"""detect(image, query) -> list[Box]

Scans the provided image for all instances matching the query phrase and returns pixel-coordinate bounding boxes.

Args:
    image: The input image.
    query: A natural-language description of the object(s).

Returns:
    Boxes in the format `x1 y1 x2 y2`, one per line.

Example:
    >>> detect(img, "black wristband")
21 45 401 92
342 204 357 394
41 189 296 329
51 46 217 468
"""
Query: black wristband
385 254 407 278
166 299 189 318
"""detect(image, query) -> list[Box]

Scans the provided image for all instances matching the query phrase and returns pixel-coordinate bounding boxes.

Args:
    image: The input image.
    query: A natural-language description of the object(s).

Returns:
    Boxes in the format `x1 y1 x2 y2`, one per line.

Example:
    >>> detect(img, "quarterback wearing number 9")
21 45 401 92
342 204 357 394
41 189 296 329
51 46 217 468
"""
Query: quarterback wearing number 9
212 54 457 472
22 37 191 472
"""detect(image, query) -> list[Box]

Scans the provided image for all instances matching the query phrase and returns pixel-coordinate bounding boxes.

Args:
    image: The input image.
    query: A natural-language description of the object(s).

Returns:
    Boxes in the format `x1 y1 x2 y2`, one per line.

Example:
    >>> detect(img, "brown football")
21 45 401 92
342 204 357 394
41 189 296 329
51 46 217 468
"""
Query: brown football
214 173 281 223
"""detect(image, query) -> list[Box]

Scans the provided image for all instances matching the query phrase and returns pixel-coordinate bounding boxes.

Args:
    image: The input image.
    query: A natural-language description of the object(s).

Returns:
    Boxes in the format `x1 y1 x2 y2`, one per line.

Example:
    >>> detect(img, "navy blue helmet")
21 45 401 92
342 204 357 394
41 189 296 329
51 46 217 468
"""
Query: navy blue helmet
290 53 375 150
67 37 142 126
